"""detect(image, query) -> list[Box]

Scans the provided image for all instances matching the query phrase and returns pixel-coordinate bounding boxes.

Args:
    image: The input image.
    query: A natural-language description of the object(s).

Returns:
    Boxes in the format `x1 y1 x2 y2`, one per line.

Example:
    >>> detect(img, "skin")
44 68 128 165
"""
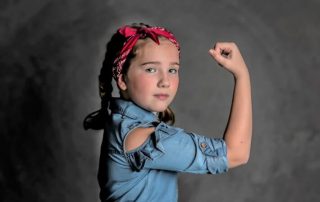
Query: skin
119 39 252 169
118 38 180 113
209 42 252 168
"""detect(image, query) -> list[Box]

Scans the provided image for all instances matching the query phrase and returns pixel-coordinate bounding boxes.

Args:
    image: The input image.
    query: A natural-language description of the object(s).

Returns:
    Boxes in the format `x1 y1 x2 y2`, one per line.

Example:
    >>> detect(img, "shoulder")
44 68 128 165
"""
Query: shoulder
124 122 184 152
124 127 155 152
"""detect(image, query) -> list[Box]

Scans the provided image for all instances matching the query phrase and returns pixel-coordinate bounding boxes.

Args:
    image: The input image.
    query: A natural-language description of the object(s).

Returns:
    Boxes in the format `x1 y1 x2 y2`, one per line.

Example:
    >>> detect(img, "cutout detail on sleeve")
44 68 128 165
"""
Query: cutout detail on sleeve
125 122 178 171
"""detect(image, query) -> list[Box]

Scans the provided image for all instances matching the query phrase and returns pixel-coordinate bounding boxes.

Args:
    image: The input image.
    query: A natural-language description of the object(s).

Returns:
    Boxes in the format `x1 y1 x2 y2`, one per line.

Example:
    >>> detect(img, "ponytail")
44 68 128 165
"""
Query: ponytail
158 107 175 125
83 33 126 130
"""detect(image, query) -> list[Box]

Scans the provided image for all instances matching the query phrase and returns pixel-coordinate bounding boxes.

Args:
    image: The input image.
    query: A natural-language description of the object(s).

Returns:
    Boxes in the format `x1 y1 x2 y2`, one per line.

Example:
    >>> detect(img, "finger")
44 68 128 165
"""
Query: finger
215 42 236 56
214 42 236 51
209 48 228 66
221 49 231 58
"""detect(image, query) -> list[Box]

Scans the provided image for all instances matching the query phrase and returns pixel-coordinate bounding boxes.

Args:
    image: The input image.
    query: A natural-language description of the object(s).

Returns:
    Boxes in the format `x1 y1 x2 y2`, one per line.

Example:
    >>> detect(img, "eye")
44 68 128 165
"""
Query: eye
145 67 156 73
169 68 179 74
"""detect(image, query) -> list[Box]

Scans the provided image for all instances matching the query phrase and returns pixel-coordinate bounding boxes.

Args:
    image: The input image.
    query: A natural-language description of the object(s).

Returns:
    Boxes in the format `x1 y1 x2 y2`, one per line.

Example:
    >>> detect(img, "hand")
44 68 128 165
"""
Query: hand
209 42 248 79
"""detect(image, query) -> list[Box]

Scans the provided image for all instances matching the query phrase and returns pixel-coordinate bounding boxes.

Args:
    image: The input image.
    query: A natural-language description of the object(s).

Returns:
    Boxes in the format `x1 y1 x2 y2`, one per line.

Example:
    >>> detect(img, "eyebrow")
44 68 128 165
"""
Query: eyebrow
140 61 180 66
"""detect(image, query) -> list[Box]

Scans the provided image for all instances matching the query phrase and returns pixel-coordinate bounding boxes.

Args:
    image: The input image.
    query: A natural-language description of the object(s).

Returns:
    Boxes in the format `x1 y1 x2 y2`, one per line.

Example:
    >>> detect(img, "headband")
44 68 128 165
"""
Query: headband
112 25 180 80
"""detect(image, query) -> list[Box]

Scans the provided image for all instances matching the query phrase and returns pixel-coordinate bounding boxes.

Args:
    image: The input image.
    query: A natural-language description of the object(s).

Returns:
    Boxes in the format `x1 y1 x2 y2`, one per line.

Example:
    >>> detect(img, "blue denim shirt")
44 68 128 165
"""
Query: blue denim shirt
98 98 228 202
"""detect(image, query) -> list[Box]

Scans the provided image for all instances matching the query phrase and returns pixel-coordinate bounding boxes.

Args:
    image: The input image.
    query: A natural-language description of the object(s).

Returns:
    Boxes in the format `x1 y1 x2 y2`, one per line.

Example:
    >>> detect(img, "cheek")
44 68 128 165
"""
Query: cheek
128 75 153 92
171 77 179 90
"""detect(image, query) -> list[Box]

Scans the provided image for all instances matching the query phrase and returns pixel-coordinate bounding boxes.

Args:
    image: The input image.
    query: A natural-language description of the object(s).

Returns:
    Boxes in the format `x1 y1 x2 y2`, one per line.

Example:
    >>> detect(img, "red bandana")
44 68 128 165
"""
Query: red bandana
112 25 180 80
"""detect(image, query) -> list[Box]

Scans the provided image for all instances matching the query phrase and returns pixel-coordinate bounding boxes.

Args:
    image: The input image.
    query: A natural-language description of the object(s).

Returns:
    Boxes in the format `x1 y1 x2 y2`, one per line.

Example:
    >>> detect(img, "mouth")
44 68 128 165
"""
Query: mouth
154 94 170 100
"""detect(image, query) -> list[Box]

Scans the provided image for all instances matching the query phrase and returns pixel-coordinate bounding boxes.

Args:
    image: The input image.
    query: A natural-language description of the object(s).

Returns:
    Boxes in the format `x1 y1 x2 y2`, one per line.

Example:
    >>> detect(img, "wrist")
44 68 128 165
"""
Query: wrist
233 68 250 80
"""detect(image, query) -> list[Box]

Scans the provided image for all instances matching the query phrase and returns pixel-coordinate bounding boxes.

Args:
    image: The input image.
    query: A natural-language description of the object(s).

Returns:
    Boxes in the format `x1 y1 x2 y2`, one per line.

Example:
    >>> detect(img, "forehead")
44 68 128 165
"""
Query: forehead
133 38 180 62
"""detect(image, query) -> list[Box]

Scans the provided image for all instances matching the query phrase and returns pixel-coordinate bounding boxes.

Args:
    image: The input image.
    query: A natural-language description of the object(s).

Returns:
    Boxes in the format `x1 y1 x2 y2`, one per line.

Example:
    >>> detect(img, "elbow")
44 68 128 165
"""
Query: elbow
227 152 250 168
239 152 250 165
233 156 249 167
239 155 250 165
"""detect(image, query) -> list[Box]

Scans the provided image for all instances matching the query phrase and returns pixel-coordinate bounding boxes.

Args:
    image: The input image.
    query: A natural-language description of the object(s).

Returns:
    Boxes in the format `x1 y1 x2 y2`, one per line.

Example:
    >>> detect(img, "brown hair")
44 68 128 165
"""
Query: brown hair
83 23 176 130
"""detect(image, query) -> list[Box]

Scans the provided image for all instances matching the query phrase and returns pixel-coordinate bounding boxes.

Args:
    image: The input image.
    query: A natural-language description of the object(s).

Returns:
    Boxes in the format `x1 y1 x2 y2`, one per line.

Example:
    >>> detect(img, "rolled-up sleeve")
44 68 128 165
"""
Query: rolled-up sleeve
124 122 228 174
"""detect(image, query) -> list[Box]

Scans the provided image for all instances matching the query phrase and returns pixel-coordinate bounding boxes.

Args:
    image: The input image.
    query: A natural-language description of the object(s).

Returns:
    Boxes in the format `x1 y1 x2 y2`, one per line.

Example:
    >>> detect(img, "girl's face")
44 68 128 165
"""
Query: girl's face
118 38 180 112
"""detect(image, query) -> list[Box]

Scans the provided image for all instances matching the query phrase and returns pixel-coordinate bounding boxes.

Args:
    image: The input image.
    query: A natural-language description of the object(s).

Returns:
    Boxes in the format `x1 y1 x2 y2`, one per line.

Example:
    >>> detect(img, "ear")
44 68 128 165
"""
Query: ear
117 74 127 91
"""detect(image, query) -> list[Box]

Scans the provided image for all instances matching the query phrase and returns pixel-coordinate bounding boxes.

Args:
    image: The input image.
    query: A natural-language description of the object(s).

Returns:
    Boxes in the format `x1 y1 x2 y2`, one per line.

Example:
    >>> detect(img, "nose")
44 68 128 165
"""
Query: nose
158 72 170 88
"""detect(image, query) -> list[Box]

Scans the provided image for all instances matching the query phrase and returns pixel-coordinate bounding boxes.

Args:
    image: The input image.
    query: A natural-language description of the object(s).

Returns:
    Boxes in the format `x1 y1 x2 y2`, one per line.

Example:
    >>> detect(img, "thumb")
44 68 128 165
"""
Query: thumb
209 49 228 67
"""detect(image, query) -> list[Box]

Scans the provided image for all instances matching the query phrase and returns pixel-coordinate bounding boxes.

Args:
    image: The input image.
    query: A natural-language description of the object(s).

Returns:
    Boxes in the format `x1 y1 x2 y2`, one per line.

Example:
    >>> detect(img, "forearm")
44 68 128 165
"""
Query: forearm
224 70 252 168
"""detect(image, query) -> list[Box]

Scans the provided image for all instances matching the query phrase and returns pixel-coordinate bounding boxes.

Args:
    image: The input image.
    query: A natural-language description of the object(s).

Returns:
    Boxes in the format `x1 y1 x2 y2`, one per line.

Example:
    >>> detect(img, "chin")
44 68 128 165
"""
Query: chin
146 104 169 113
135 98 172 113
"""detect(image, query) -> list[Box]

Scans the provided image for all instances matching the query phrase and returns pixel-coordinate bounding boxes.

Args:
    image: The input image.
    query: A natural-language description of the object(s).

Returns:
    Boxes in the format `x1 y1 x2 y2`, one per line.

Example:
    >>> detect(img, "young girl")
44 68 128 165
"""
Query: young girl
84 23 252 202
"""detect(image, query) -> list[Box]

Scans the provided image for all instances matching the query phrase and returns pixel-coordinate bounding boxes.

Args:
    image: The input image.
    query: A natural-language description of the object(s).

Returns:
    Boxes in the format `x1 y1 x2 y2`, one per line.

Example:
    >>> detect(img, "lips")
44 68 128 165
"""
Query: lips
154 94 169 100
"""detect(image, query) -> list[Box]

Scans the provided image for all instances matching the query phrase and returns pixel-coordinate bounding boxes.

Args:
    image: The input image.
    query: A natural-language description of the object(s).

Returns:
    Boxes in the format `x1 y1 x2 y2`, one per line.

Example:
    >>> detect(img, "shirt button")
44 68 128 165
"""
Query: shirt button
200 143 207 149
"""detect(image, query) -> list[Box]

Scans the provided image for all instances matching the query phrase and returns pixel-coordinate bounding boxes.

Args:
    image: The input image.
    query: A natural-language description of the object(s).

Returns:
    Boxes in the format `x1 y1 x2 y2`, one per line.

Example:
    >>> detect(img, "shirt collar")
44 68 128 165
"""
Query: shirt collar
110 98 158 123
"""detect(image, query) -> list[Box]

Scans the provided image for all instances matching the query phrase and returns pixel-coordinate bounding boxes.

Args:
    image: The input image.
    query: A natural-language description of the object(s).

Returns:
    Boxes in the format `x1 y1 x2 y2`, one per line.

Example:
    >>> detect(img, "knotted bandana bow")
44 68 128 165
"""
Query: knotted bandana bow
112 25 180 80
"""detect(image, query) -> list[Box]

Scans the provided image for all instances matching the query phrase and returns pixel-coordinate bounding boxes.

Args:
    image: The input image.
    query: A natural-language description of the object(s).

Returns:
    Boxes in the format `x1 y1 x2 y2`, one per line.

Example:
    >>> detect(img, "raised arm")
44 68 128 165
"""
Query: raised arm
209 42 252 168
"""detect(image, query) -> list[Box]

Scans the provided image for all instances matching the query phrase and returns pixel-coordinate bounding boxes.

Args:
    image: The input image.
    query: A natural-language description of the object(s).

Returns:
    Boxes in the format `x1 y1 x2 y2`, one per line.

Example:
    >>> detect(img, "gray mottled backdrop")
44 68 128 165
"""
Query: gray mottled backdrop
1 0 319 201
